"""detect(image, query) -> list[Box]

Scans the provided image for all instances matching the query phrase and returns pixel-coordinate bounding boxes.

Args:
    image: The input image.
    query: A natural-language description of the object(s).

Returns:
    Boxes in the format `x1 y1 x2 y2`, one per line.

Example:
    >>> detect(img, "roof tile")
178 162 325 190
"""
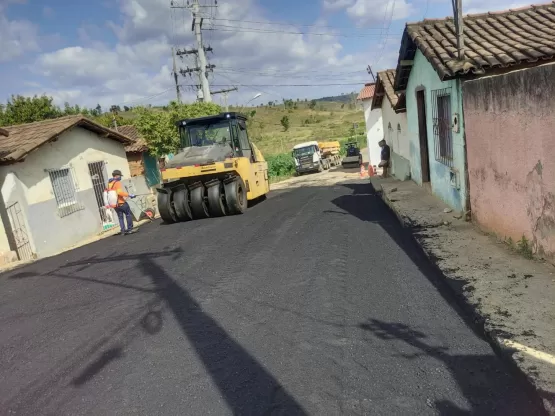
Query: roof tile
371 69 406 112
357 83 375 100
118 125 149 153
0 115 133 163
400 1 555 80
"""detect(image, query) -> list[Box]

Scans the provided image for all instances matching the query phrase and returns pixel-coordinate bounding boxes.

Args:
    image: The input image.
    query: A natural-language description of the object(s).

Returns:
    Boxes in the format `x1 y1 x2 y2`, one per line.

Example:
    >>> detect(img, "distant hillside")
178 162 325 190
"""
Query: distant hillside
315 92 357 103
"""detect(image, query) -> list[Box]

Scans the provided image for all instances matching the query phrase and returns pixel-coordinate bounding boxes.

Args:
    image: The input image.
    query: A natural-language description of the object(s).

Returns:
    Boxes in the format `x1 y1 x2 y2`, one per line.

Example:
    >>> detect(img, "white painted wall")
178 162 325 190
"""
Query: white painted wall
0 126 131 257
1 127 131 205
381 97 409 160
362 99 383 167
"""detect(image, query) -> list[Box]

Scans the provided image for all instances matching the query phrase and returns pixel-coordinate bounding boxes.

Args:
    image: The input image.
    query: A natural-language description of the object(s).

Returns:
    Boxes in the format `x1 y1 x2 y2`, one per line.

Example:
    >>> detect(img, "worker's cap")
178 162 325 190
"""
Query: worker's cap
112 169 123 176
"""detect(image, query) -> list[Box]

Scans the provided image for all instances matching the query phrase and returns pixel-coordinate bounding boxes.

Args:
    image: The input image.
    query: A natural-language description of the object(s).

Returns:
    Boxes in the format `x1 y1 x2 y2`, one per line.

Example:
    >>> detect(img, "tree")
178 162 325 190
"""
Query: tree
0 95 62 126
95 104 102 114
132 101 222 156
123 106 130 112
280 115 290 132
308 99 317 110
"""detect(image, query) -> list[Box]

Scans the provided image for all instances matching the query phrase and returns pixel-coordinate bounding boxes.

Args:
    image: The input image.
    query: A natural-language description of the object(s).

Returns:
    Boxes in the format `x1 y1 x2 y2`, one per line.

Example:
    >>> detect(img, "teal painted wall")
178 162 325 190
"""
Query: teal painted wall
406 50 467 212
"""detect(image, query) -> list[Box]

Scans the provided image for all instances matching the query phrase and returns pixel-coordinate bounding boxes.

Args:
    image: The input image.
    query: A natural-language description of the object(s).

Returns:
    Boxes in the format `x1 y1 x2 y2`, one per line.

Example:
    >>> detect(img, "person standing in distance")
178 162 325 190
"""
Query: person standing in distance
106 169 137 235
378 139 391 178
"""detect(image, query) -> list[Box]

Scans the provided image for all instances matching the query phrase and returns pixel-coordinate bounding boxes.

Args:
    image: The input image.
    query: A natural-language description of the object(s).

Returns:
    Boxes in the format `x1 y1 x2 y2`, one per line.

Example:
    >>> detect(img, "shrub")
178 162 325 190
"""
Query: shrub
266 153 295 178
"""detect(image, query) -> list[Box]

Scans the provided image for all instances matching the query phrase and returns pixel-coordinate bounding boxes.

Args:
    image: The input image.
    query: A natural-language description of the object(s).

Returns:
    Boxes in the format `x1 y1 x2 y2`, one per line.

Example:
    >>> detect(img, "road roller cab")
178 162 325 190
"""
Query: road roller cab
156 112 270 223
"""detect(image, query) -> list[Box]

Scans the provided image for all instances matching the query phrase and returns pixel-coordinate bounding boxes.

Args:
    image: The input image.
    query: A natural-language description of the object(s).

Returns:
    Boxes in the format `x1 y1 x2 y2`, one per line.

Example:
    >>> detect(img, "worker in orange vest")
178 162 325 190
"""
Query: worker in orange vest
106 170 137 235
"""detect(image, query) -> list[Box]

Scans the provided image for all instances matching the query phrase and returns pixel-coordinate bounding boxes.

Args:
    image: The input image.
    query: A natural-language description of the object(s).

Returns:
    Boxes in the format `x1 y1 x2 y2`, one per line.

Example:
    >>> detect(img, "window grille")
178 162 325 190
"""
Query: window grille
48 166 84 217
431 87 453 166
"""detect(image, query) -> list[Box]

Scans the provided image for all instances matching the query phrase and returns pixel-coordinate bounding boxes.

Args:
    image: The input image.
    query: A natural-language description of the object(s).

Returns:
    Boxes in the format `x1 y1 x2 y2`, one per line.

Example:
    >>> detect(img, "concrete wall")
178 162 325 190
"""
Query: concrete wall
0 126 131 258
381 96 410 180
362 99 383 167
463 63 555 257
406 50 467 211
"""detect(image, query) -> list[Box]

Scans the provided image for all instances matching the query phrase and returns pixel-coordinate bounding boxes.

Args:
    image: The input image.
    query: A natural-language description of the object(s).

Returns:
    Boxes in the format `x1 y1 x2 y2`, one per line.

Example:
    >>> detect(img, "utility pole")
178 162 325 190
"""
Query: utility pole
211 87 238 111
193 0 211 102
171 47 182 104
171 0 216 102
366 65 376 82
452 0 465 60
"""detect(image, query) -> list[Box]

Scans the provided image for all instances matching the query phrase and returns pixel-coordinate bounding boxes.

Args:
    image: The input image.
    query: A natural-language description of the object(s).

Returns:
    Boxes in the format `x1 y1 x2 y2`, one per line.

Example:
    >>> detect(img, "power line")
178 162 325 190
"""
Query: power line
183 83 369 87
207 25 398 38
211 17 385 30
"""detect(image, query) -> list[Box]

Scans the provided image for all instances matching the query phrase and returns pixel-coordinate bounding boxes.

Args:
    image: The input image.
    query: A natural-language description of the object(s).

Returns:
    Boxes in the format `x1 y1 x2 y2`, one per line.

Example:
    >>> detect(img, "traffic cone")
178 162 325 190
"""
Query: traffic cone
368 164 374 177
359 164 368 178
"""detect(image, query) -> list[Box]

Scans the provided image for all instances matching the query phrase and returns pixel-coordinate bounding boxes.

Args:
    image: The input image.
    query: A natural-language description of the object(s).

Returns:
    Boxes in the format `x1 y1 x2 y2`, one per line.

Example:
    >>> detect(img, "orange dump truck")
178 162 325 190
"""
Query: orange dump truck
318 141 342 168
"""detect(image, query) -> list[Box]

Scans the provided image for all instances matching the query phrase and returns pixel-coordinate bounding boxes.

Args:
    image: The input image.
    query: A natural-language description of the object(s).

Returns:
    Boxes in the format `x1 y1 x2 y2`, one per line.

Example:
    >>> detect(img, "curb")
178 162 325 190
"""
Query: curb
374 181 553 415
0 217 157 276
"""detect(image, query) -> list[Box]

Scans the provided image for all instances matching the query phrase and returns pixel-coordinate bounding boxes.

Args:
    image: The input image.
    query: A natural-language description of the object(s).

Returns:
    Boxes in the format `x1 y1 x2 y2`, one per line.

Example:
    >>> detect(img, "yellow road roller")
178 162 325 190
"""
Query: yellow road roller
156 112 270 223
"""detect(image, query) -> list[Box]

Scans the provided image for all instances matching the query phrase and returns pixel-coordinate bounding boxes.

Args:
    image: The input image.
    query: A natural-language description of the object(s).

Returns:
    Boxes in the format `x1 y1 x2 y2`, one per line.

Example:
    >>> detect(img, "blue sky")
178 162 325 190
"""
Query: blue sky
0 0 520 109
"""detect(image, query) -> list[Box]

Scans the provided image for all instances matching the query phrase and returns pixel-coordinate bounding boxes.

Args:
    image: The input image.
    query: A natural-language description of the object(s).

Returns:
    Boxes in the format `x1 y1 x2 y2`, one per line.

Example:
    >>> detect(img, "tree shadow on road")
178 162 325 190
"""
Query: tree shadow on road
331 181 546 416
4 248 307 415
359 318 544 415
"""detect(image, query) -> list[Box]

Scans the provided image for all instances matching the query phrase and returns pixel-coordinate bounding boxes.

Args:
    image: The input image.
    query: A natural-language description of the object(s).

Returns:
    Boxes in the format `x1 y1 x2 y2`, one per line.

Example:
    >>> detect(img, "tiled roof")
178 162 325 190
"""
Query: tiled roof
118 125 149 153
0 115 134 163
356 83 375 100
0 128 8 137
394 2 555 90
371 69 406 113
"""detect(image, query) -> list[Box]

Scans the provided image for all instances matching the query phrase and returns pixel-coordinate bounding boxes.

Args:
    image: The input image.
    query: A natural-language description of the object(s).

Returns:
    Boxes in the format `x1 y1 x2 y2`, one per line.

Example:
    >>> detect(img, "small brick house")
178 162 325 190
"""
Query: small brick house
119 125 161 188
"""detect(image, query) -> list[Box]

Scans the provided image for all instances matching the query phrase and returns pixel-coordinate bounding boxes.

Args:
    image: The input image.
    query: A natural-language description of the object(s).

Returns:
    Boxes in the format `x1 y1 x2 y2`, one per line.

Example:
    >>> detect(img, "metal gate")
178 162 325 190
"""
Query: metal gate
88 161 116 229
6 201 34 261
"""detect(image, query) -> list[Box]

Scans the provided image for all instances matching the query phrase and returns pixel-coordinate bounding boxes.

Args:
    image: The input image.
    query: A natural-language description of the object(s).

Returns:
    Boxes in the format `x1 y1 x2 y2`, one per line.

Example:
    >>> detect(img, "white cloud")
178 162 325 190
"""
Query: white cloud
26 0 392 108
463 0 528 15
322 0 414 26
0 7 39 62
323 0 353 10
348 0 413 26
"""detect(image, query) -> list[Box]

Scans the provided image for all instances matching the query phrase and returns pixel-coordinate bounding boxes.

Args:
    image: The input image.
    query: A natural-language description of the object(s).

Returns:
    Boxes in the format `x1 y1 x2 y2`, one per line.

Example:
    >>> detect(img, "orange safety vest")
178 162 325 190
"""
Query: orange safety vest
106 180 129 206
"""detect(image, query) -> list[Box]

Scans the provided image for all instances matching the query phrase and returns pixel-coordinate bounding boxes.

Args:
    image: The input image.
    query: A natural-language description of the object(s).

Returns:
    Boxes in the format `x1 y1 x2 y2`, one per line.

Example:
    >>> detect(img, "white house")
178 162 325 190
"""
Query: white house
0 115 134 261
356 83 383 170
371 69 410 180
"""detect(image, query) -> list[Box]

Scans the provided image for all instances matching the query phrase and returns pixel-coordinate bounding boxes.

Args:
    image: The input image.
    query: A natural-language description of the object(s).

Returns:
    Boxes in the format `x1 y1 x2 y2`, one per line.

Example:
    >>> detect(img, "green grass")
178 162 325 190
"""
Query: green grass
121 100 366 183
238 101 365 156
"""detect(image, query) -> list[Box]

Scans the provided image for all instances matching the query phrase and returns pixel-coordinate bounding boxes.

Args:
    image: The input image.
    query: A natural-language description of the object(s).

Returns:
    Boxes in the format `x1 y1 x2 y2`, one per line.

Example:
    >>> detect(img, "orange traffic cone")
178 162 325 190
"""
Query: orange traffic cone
359 164 368 178
368 164 374 177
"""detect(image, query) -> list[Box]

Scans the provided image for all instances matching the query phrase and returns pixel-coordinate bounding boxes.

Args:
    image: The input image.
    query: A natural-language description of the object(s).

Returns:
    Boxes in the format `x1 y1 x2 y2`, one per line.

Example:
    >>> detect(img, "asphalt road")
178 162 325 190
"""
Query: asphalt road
0 180 545 416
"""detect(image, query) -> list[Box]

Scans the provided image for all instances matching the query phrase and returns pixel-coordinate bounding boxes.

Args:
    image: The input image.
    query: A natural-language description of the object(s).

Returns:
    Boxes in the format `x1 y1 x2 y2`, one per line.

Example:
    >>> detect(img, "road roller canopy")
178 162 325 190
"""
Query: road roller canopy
166 112 254 168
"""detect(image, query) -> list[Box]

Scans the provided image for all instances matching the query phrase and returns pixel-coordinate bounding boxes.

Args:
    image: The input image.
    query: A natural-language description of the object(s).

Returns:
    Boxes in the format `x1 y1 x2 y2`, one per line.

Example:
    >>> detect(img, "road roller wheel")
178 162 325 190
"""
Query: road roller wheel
157 191 177 224
190 185 210 219
224 178 247 215
207 181 227 217
173 188 193 222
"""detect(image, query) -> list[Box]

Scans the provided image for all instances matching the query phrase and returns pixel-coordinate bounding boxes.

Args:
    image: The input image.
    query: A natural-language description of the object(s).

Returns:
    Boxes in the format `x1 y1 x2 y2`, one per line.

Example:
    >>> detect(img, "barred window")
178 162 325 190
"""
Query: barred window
431 88 453 166
48 167 84 217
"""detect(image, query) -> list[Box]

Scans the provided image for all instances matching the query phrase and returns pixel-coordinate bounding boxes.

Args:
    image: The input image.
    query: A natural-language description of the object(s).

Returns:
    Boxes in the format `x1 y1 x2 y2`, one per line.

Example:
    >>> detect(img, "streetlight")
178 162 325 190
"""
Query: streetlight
245 93 262 106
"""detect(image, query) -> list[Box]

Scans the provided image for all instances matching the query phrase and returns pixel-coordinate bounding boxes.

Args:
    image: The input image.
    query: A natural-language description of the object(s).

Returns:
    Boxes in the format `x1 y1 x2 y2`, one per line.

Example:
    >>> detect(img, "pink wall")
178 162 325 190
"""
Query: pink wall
463 63 555 257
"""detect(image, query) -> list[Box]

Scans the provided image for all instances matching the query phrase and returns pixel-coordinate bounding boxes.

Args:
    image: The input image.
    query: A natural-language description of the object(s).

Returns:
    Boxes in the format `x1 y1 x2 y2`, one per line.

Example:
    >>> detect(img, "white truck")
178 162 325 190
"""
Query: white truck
291 140 341 175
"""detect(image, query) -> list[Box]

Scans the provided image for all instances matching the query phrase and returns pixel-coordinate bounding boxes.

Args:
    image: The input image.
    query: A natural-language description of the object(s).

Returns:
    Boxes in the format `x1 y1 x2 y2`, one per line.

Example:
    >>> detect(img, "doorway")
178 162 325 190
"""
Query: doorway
416 89 430 183
88 161 109 223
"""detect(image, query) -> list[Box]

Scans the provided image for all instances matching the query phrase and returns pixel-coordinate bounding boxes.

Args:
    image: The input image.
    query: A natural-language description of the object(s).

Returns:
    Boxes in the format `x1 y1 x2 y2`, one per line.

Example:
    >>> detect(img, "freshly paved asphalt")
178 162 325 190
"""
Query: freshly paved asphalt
0 180 545 416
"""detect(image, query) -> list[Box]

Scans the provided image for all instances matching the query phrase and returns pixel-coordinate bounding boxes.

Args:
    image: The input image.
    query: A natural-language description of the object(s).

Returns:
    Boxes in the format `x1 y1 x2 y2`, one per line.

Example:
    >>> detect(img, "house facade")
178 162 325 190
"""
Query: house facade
371 69 410 180
0 116 133 260
394 27 467 212
356 83 383 169
460 3 555 257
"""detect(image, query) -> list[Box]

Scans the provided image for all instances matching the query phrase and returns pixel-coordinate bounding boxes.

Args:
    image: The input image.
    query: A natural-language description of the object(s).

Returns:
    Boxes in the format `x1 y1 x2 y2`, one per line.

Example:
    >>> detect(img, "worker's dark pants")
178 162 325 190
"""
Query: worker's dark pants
115 202 133 233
